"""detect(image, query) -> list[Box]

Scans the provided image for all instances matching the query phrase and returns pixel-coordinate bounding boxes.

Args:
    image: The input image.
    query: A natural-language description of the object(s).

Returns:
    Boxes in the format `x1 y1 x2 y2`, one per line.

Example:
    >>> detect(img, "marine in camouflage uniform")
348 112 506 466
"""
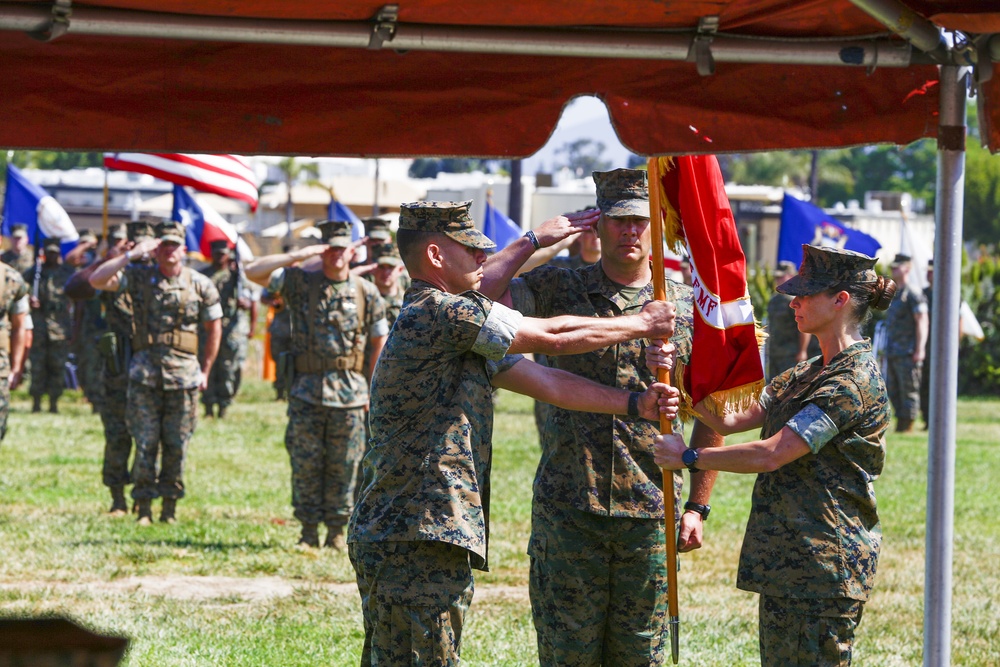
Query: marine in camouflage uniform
500 169 723 667
884 254 928 432
251 220 388 550
766 260 820 381
25 237 75 414
656 244 893 666
199 239 256 419
89 220 222 525
70 230 109 414
261 288 291 399
1 223 36 274
0 261 30 443
66 222 153 515
349 200 678 666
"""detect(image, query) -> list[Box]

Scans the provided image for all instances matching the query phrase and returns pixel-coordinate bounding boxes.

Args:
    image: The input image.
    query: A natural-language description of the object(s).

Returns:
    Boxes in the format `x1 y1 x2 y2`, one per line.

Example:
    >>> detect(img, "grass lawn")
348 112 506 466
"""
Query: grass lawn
0 380 997 666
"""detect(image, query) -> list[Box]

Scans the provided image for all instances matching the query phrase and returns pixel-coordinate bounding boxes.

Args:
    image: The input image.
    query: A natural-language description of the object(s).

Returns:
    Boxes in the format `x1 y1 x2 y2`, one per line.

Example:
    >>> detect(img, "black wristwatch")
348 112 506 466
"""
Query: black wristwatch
684 501 711 521
681 447 701 473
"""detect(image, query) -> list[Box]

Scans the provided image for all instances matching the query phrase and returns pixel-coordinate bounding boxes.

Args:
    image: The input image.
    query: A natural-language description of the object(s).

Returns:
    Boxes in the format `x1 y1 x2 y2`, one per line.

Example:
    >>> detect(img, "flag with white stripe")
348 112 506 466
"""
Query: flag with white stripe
104 153 259 211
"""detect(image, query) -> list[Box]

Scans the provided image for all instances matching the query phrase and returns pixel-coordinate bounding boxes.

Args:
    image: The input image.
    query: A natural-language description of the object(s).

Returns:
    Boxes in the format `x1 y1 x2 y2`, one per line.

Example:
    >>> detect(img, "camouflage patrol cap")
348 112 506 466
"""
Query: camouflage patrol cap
775 260 797 277
593 168 650 218
42 236 61 251
778 244 878 296
890 253 911 267
316 220 353 248
126 220 155 243
78 229 98 244
11 223 28 238
371 242 402 267
156 220 186 245
107 224 127 241
363 217 392 242
398 201 494 250
209 239 231 253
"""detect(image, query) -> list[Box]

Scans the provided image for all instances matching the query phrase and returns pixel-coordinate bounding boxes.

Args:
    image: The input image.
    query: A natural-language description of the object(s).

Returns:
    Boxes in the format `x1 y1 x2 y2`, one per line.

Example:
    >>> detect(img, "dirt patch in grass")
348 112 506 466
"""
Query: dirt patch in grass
1 576 528 603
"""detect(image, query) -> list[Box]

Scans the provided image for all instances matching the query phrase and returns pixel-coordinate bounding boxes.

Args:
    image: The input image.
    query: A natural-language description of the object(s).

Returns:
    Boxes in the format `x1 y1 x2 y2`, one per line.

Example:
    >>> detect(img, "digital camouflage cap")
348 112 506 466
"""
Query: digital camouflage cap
209 239 231 253
363 217 392 242
371 242 402 266
316 220 353 248
108 223 127 240
156 220 186 245
127 220 155 243
398 200 494 250
594 168 650 218
42 236 61 251
11 223 28 238
778 244 878 296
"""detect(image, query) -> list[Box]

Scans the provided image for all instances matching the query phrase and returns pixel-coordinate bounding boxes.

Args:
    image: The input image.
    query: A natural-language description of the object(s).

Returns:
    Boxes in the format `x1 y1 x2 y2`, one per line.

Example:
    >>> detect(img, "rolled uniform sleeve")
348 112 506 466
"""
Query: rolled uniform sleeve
785 377 864 454
11 295 29 316
473 300 523 362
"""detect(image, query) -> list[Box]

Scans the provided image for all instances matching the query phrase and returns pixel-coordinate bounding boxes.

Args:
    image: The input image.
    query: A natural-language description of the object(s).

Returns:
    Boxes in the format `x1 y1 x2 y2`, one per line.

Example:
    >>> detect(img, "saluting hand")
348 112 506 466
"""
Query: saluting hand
532 208 600 248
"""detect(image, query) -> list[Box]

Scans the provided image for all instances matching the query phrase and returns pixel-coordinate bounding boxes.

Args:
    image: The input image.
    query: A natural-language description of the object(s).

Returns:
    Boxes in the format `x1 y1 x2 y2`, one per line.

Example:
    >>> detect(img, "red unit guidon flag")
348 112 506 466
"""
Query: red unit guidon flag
104 153 259 211
651 155 765 416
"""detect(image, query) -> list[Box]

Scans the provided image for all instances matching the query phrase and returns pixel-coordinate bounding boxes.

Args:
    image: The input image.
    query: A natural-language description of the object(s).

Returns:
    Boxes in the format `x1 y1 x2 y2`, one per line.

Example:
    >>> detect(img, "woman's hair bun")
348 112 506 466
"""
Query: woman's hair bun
871 276 897 311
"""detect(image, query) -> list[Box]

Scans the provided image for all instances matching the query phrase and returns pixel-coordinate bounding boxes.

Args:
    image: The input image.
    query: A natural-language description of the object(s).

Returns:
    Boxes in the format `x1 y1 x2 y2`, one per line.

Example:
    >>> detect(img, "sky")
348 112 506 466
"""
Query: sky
520 96 635 175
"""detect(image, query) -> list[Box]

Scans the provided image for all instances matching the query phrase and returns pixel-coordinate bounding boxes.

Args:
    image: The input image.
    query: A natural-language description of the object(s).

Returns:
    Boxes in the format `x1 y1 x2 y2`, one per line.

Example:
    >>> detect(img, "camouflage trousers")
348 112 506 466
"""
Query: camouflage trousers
76 335 106 411
99 367 133 488
284 398 365 528
126 383 198 501
29 337 67 399
758 595 865 667
886 354 921 422
203 333 246 409
269 334 291 395
0 377 9 442
349 540 473 667
529 498 681 667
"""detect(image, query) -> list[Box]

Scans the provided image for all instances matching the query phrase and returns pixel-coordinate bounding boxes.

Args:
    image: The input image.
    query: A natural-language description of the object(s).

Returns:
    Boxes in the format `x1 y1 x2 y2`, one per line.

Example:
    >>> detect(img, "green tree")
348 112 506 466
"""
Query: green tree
553 139 611 176
964 140 1000 244
408 158 492 178
274 157 321 244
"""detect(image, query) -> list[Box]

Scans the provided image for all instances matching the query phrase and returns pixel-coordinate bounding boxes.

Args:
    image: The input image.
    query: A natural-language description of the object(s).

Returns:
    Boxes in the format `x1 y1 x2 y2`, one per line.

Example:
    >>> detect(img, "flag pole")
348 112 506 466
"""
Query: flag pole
648 156 680 664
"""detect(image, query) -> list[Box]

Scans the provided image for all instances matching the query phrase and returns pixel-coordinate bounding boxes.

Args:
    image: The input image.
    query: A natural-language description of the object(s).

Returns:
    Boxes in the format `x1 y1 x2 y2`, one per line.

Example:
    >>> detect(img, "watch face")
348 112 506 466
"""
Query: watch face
682 448 697 466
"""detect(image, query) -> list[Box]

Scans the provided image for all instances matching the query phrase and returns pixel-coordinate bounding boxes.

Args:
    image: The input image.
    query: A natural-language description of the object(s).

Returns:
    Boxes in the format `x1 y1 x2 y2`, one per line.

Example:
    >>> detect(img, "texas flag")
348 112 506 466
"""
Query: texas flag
2 164 79 256
172 185 253 260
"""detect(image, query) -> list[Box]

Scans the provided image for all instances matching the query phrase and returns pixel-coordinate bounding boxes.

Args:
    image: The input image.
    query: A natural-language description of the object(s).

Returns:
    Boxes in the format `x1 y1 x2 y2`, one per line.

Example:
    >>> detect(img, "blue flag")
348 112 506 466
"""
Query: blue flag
778 194 882 264
2 164 79 255
328 199 364 242
483 200 522 250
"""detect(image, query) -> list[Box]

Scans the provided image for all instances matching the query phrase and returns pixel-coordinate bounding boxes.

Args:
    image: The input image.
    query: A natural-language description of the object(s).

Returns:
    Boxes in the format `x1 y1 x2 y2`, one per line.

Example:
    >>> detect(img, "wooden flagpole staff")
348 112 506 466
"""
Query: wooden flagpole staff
647 157 680 664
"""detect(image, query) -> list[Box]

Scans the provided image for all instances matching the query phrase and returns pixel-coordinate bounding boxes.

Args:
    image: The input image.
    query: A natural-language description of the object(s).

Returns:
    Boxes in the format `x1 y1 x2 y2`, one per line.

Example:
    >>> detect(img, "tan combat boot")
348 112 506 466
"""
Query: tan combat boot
160 498 177 524
108 487 128 517
136 499 153 526
324 525 346 551
297 523 320 548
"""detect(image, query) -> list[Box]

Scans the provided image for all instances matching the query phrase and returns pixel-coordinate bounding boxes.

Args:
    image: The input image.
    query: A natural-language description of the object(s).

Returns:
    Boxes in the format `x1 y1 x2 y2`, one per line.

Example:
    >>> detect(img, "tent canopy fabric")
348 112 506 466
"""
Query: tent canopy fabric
0 1 997 156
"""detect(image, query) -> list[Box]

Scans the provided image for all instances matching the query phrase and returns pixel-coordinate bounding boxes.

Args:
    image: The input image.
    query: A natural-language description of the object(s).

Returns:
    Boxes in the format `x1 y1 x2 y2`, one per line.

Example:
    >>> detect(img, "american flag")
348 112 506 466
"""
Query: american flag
103 153 259 211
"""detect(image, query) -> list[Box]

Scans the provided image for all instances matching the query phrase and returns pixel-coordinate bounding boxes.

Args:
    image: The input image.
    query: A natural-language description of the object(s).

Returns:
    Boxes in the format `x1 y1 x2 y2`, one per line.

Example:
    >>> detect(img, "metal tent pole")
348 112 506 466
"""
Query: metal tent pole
925 64 966 667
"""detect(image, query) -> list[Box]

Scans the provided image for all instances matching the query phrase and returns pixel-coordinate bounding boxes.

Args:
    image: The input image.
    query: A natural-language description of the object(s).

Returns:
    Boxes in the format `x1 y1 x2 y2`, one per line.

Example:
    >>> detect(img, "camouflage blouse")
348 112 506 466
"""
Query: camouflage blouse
25 263 75 341
0 263 29 379
737 340 889 601
885 283 927 356
509 262 693 518
119 265 222 390
268 267 388 408
349 280 523 571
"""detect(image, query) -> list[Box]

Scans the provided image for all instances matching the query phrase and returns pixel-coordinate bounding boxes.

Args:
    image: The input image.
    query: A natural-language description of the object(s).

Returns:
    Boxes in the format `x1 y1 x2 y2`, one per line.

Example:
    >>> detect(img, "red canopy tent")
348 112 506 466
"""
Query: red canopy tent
1 2 996 665
0 1 996 156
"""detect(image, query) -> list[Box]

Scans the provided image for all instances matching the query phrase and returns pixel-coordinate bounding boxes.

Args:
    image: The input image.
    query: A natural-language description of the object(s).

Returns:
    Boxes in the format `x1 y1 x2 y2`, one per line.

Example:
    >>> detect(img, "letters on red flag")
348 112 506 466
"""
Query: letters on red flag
652 155 764 414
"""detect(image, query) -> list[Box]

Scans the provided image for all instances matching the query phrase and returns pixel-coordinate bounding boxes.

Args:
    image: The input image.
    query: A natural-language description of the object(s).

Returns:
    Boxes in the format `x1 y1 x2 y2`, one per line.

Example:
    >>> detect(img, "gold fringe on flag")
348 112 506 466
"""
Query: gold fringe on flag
650 157 685 252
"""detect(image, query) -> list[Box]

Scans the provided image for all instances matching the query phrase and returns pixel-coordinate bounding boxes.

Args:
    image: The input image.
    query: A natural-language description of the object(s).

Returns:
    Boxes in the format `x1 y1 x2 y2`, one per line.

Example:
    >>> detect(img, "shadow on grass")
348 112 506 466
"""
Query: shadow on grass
65 538 281 553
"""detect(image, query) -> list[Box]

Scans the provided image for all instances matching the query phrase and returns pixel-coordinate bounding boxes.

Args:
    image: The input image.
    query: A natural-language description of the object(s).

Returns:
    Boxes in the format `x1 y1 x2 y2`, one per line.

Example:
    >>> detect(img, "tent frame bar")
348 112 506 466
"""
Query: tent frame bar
0 1 960 68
